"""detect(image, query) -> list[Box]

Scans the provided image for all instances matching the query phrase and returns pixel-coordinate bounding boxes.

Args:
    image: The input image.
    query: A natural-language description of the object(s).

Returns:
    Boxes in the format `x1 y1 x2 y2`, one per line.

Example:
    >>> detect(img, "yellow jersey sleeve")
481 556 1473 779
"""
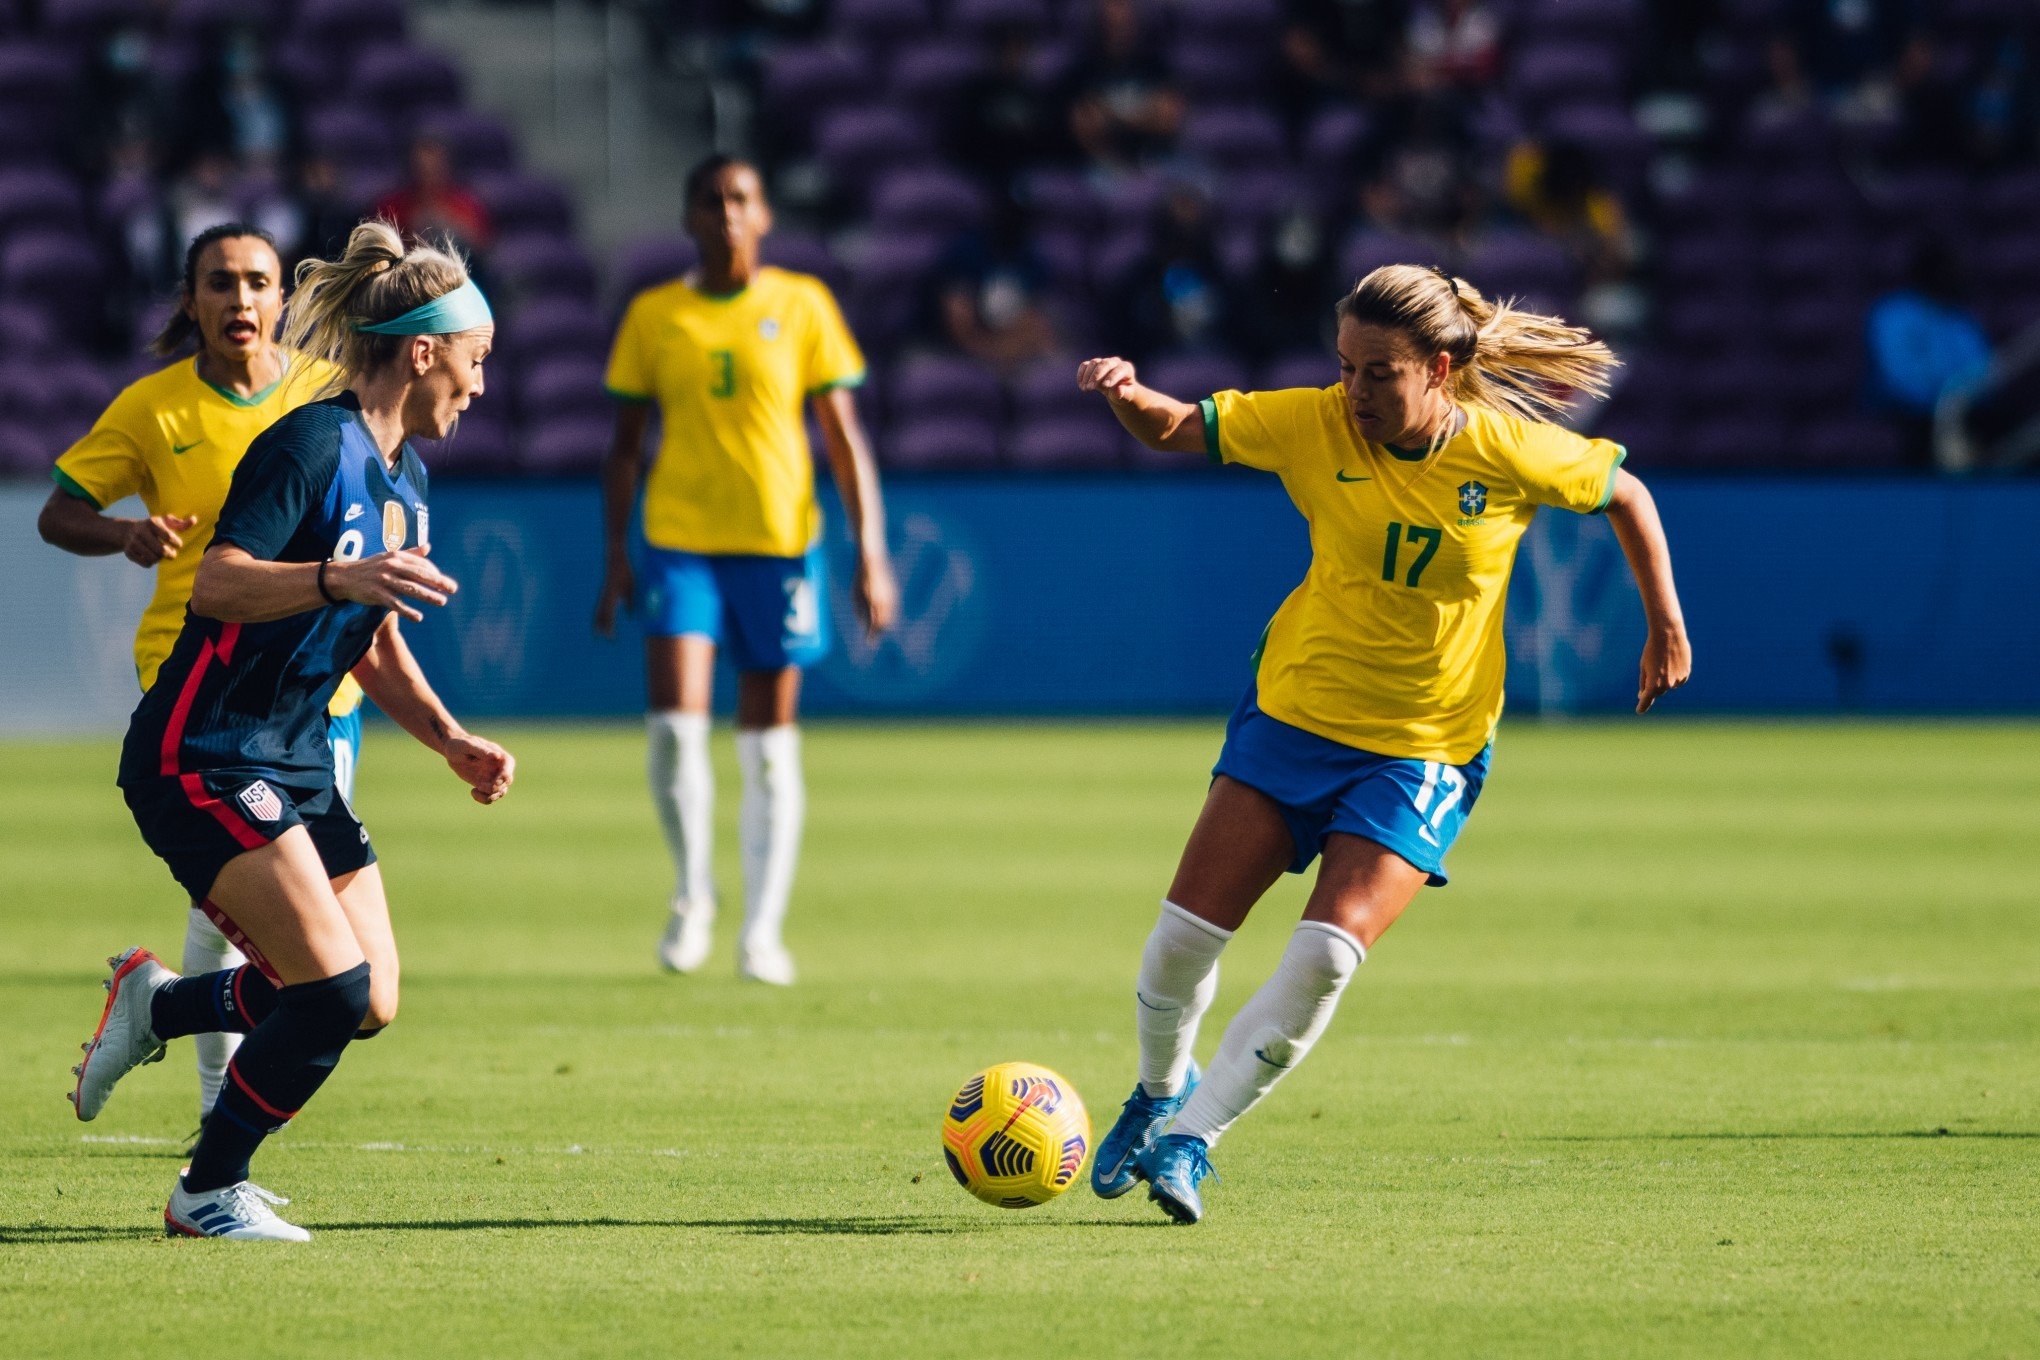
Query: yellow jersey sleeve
604 296 655 402
1509 422 1627 514
52 390 150 508
1202 387 1325 472
799 281 866 394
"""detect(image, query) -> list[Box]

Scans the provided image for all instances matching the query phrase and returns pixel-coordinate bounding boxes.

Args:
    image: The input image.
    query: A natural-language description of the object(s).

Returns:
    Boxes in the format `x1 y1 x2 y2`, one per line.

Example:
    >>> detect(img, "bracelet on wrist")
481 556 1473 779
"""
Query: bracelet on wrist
316 559 339 605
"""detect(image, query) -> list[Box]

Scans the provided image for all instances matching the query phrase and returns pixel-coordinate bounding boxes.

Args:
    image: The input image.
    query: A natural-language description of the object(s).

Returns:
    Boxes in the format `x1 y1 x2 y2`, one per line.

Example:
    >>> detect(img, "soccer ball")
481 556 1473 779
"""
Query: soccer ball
940 1062 1091 1209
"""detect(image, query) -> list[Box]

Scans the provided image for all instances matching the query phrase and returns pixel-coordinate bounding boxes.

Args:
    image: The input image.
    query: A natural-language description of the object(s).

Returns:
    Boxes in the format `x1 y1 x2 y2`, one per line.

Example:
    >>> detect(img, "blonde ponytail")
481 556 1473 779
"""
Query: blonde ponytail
1336 264 1620 424
280 220 474 395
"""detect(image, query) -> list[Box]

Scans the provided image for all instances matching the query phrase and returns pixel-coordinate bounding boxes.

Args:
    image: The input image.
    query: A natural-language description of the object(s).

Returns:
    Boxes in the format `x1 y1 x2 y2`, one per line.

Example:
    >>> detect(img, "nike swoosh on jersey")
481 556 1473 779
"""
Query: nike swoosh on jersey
344 504 365 520
1335 470 1371 482
172 440 204 454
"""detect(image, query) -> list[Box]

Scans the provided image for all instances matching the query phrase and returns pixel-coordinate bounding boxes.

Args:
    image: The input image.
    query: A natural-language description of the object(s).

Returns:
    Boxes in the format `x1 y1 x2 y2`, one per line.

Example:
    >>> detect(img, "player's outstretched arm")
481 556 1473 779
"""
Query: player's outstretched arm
1603 468 1692 714
812 386 898 638
192 543 458 623
37 487 196 566
354 614 514 804
1077 357 1207 455
593 402 651 638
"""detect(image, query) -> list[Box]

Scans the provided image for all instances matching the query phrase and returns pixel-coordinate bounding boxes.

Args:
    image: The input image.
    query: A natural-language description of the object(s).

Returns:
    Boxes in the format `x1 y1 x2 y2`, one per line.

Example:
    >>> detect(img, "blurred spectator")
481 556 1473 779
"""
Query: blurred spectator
934 197 1061 371
294 156 360 268
171 28 295 171
1504 139 1634 283
1240 203 1336 363
374 136 495 252
1067 0 1184 173
1403 0 1502 93
954 26 1073 195
1866 239 1993 466
1113 180 1234 359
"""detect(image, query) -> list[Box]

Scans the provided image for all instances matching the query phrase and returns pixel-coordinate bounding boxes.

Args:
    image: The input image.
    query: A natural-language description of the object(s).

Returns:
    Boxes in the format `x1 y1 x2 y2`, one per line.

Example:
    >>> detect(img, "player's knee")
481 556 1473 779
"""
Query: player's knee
282 962 373 1050
363 975 399 1031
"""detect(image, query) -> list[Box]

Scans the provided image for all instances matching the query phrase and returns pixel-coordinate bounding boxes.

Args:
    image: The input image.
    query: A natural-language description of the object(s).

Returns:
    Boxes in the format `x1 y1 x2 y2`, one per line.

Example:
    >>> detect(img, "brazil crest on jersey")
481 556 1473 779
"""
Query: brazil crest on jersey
120 393 428 792
605 267 866 558
1204 388 1625 765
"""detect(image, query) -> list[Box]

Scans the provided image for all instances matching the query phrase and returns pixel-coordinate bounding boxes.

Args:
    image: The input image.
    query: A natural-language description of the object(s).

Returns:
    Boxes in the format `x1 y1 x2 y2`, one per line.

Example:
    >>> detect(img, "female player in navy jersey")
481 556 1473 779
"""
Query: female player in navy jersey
68 221 514 1241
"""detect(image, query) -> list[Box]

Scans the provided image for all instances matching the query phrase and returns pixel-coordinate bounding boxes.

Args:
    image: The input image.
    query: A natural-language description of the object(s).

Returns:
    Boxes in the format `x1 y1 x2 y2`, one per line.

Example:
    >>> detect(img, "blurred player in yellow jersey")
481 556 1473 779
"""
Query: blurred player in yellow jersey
1077 265 1694 1224
597 156 897 984
37 224 347 1124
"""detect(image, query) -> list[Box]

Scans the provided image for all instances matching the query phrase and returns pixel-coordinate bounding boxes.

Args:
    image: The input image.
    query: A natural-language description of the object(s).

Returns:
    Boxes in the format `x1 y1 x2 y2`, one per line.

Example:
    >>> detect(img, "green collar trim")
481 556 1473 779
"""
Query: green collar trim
1381 442 1431 461
197 357 286 408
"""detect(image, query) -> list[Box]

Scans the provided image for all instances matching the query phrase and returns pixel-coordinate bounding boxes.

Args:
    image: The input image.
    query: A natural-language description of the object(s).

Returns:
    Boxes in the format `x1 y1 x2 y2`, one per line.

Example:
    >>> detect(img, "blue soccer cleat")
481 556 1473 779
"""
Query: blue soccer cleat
1091 1064 1199 1199
1135 1133 1216 1224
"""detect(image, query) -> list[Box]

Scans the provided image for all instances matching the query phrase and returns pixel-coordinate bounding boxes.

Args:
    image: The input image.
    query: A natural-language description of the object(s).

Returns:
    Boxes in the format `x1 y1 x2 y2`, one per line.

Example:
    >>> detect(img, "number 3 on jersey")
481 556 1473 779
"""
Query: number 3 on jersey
708 349 737 399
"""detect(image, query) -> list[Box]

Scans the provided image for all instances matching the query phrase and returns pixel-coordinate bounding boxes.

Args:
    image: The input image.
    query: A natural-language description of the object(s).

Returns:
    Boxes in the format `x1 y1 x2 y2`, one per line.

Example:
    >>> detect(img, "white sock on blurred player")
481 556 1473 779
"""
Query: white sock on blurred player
1136 900 1232 1098
1170 921 1364 1147
736 724 803 977
649 712 716 972
183 906 244 1120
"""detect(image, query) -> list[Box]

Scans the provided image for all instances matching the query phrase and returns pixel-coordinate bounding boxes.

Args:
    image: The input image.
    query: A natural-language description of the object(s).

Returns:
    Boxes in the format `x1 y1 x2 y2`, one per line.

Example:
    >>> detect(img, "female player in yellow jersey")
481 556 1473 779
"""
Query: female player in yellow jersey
596 155 897 984
1078 264 1693 1223
36 223 351 1127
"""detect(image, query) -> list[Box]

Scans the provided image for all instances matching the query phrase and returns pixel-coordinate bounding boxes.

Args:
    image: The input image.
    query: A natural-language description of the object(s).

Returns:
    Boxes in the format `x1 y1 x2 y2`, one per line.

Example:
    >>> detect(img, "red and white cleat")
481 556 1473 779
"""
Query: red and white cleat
72 948 172 1121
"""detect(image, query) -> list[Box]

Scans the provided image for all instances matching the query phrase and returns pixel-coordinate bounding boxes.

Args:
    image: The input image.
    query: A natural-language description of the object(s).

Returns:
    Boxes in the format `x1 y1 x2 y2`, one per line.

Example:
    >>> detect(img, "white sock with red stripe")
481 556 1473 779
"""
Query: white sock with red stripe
647 711 714 914
736 725 803 954
182 906 244 1120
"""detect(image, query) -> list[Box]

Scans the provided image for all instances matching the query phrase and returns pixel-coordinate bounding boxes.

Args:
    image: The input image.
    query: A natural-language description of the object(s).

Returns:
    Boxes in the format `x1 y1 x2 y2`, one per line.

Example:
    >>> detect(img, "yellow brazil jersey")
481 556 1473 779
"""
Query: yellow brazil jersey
604 267 866 558
51 353 362 715
1205 388 1625 765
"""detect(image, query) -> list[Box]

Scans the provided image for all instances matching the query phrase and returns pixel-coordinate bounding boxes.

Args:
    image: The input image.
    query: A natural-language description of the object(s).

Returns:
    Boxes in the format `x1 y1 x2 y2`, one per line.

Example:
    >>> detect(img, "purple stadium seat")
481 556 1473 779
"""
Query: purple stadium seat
889 353 1003 424
815 107 935 190
762 45 872 144
306 105 396 171
349 44 465 121
0 357 45 420
1018 169 1098 233
1770 294 1861 352
1974 171 2040 228
1753 171 1860 231
1541 104 1648 187
616 236 696 300
1261 351 1333 391
1977 231 2040 290
417 409 515 476
1518 0 1642 37
0 169 85 237
519 414 610 476
296 0 407 52
1168 40 1269 99
38 0 145 43
1681 414 1780 470
948 0 1050 33
1461 229 1577 301
1181 106 1287 170
833 0 935 51
1 235 105 344
1762 234 1863 297
844 232 946 349
1088 227 1151 292
519 357 610 423
1144 353 1250 403
1790 354 1860 410
1175 0 1282 39
1009 415 1125 471
1677 355 1787 423
885 414 1001 471
0 44 81 153
422 110 518 176
0 418 46 475
164 0 269 35
475 171 575 237
1510 41 1625 108
1009 360 1091 419
1657 233 1755 292
1791 417 1905 470
1033 231 1088 286
500 298 609 370
889 39 986 111
492 234 598 303
869 169 987 235
1303 105 1372 168
1662 294 1761 356
763 231 842 286
0 301 57 357
1337 229 1443 284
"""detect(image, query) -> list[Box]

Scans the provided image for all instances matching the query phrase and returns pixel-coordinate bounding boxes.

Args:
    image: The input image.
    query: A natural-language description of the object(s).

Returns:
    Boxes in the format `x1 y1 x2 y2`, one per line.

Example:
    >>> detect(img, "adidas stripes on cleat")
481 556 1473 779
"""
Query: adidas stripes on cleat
164 1177 309 1242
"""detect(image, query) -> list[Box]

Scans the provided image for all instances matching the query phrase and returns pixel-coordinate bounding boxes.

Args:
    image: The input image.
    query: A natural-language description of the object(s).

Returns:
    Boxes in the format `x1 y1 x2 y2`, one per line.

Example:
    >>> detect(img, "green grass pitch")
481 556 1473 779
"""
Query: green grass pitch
2 720 2037 1357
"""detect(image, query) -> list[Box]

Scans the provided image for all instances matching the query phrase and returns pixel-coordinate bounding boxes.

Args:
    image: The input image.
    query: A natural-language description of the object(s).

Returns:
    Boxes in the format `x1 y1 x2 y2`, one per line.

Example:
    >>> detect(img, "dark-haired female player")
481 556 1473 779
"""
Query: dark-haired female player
1080 264 1692 1224
596 155 897 983
69 221 513 1241
38 224 351 1127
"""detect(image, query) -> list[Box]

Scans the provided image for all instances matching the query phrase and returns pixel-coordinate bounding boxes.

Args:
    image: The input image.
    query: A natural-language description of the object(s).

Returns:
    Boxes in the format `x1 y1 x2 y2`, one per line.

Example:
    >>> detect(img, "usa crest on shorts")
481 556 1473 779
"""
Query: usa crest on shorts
237 780 283 822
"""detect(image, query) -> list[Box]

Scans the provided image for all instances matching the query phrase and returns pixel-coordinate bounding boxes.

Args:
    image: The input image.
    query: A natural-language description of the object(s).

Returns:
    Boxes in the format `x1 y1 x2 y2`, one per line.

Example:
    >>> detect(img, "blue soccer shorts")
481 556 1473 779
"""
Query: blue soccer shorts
639 544 831 671
1211 686 1490 886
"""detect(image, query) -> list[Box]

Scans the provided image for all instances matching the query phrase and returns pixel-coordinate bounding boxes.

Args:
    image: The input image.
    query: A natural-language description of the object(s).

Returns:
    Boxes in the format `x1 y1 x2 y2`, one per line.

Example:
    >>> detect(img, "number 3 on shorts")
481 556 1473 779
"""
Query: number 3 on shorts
1412 761 1466 848
783 576 818 640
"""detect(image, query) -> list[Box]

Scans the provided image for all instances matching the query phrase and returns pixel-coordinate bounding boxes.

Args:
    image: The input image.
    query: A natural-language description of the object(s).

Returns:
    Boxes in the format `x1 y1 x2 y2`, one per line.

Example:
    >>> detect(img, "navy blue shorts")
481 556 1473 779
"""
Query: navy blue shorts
1212 687 1490 886
122 768 375 903
639 544 830 671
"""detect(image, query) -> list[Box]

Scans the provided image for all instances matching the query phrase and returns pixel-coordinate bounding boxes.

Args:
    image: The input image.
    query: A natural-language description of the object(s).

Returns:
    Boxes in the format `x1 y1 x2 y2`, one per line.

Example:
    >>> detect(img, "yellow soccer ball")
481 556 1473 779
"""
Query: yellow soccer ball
940 1062 1091 1208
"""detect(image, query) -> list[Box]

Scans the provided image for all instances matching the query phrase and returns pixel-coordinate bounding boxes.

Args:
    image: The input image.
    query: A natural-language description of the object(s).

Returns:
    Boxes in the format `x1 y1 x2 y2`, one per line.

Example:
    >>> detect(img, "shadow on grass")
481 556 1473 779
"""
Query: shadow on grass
1531 1129 2040 1142
0 1225 159 1244
2 1213 1177 1243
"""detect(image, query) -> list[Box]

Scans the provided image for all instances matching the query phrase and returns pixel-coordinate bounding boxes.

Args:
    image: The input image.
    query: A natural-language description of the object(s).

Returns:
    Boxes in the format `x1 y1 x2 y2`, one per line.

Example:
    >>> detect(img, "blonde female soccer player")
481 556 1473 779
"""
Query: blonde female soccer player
36 223 353 1128
1077 264 1692 1224
69 222 513 1240
595 155 897 984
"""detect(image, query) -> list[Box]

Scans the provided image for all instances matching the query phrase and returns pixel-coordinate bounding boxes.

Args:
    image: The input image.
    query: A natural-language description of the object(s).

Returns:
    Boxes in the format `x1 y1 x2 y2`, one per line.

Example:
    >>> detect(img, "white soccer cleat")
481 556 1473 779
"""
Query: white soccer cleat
737 939 796 987
164 1178 309 1242
657 899 715 974
72 948 173 1121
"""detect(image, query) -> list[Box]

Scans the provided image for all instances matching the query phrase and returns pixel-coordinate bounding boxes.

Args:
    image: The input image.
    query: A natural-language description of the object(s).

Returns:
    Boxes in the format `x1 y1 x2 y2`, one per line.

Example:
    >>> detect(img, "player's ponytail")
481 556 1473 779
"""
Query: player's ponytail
148 222 280 358
280 219 475 395
1336 264 1620 423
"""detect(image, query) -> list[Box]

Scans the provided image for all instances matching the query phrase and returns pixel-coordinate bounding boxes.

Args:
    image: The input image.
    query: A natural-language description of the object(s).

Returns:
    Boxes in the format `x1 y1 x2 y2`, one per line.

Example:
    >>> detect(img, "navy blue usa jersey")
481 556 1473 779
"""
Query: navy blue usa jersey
120 393 429 792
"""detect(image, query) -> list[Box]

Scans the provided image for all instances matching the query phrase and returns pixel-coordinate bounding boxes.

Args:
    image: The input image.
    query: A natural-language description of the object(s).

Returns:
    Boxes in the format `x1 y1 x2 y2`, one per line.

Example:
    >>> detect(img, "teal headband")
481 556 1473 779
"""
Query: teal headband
355 278 493 336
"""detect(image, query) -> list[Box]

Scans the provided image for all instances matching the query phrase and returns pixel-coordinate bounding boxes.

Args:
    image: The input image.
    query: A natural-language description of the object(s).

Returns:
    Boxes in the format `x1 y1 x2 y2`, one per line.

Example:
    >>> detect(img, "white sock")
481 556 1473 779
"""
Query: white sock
647 711 714 912
736 725 804 953
1170 921 1365 1148
182 906 244 1119
1136 900 1233 1098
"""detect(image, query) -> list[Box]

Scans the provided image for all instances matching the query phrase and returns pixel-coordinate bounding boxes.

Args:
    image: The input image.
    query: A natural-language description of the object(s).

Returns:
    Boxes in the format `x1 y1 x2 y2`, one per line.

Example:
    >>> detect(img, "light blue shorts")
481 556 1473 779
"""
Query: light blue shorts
639 544 831 672
327 707 362 803
1212 686 1490 886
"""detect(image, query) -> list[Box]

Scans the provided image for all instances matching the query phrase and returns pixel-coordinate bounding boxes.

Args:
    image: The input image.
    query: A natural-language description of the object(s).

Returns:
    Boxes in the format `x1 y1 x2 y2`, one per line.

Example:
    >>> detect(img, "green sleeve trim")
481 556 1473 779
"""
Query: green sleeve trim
807 371 867 396
1200 397 1221 464
1589 445 1628 514
50 467 103 509
606 386 654 404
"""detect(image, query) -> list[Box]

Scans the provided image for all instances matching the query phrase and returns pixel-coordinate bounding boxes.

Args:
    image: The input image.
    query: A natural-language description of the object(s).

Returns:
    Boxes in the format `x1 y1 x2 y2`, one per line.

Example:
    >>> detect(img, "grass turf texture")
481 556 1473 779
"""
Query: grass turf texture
2 720 2037 1358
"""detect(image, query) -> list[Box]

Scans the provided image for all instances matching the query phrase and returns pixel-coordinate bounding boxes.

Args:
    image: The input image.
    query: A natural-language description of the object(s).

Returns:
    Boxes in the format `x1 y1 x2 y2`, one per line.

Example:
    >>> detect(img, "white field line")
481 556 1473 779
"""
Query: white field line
48 1134 689 1158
